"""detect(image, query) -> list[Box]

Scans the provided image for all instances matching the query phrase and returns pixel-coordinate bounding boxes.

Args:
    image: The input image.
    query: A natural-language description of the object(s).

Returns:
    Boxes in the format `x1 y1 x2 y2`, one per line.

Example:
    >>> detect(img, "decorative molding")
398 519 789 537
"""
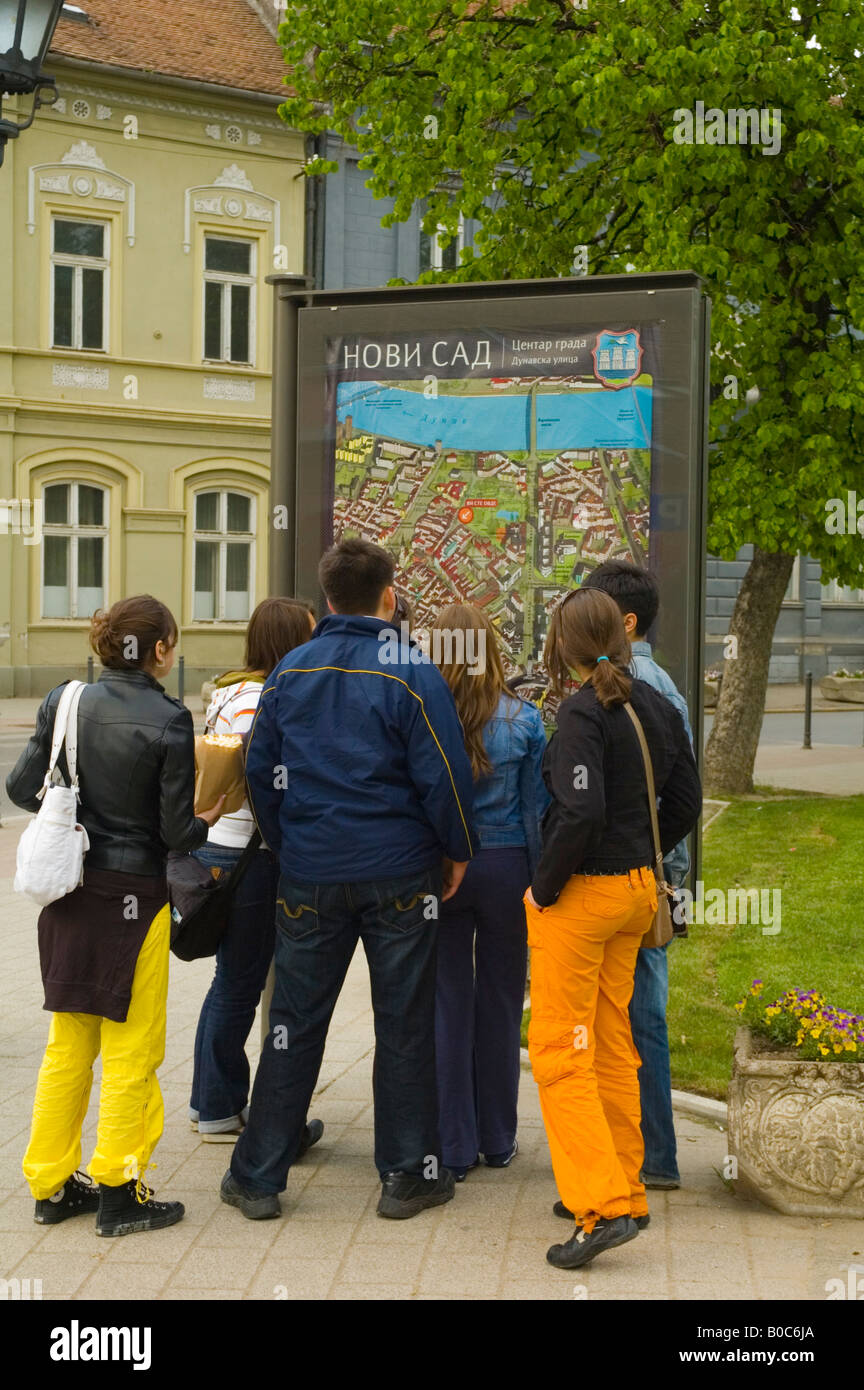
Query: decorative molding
244 199 272 223
61 140 104 168
203 377 255 402
52 363 110 390
96 105 112 120
71 98 91 120
214 163 253 189
39 173 71 195
59 80 285 133
29 146 136 244
247 131 262 146
54 98 67 114
204 124 221 140
183 170 280 251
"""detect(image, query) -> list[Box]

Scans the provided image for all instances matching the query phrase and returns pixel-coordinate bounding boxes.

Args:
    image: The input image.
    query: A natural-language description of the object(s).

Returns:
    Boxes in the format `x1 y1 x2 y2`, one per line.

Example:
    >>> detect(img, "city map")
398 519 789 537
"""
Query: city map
333 371 652 669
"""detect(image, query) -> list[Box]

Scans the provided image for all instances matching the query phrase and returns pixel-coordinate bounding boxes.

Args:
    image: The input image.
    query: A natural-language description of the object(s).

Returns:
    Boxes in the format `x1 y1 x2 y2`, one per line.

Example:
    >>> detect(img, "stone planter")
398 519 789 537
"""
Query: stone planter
727 1027 864 1218
818 674 864 704
704 679 719 708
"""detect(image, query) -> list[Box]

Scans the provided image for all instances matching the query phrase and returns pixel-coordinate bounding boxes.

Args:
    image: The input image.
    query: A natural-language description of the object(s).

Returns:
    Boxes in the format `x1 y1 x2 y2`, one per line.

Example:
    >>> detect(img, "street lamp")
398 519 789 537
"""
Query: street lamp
0 0 65 168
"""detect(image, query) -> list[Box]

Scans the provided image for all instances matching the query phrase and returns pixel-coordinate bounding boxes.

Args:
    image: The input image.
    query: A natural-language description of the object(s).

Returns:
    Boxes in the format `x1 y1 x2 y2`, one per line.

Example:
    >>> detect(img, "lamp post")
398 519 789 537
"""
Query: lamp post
0 0 65 168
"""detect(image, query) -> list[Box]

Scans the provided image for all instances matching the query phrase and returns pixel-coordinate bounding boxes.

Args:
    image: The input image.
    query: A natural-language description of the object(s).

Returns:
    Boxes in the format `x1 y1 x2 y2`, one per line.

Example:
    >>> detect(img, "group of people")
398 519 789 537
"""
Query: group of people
8 540 701 1270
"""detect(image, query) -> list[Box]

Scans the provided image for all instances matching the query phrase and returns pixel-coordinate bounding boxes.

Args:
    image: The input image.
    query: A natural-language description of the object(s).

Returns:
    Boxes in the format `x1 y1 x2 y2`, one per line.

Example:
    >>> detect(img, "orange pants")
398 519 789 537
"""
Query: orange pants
525 868 657 1232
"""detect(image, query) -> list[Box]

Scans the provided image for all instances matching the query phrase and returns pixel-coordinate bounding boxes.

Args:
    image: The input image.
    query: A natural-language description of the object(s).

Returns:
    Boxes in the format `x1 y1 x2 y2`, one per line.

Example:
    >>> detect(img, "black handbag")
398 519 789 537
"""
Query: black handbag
167 829 263 962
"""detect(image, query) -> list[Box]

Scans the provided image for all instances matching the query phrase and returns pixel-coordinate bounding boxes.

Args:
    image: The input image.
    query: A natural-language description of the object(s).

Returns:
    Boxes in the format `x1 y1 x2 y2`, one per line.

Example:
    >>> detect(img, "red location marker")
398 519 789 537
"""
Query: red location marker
458 506 474 524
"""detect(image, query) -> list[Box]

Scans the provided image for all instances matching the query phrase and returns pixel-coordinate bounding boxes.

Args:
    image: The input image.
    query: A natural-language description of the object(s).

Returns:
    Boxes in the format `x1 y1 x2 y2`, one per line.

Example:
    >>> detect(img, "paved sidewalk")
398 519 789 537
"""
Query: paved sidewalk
2 834 862 1301
753 743 864 795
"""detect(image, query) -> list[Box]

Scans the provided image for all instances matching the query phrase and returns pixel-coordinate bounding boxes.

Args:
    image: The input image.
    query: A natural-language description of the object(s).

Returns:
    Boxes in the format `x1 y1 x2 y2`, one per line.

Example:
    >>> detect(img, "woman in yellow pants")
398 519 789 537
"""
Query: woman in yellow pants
524 588 701 1269
7 595 224 1237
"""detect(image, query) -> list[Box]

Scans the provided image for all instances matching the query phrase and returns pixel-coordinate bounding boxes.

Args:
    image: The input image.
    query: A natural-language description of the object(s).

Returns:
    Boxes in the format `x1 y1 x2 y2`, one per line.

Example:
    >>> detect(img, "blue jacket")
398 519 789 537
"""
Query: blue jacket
473 692 549 876
629 639 694 885
245 613 476 883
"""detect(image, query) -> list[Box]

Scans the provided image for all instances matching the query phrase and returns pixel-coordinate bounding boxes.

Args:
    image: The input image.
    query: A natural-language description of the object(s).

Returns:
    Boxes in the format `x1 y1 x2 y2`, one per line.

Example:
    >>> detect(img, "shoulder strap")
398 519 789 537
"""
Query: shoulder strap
63 682 86 787
44 680 85 790
623 701 663 878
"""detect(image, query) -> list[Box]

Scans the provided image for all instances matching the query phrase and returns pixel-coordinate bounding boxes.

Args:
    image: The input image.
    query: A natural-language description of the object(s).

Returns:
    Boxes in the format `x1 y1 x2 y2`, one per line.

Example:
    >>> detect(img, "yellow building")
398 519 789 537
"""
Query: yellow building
0 0 305 695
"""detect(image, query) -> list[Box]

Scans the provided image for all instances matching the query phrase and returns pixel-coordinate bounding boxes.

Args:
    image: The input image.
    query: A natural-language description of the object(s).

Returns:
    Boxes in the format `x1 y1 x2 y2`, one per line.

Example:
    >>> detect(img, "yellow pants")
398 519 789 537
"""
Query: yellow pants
23 905 170 1200
525 869 656 1233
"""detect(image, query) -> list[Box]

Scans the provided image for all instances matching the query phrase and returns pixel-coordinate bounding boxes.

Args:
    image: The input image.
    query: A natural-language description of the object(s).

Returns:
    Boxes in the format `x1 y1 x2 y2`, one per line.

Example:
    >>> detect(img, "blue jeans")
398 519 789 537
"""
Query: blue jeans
231 865 442 1194
189 842 279 1133
629 943 679 1181
435 847 528 1167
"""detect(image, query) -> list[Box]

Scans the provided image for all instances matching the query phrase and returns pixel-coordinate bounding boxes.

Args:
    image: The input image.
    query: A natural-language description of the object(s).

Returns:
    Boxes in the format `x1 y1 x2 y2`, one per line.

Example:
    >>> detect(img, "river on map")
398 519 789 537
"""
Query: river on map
336 381 652 451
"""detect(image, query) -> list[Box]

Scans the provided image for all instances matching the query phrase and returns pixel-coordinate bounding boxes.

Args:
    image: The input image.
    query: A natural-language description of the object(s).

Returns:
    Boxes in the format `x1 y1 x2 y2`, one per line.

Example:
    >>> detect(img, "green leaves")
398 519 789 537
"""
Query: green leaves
277 0 864 582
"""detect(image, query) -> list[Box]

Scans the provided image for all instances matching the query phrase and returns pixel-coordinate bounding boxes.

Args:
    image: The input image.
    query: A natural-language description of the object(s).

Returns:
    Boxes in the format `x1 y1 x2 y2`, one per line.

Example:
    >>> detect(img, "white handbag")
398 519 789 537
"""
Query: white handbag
14 680 90 907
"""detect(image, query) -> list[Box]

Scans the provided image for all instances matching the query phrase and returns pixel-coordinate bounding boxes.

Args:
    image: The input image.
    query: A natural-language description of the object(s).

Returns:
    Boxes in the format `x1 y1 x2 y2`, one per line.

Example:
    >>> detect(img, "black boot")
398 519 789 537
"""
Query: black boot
547 1214 639 1269
96 1180 184 1237
553 1199 649 1230
377 1167 455 1219
34 1172 100 1225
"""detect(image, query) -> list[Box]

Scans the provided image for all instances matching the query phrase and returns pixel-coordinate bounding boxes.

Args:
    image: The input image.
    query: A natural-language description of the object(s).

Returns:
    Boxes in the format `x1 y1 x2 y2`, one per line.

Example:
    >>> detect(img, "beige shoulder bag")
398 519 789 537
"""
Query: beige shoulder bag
623 701 675 950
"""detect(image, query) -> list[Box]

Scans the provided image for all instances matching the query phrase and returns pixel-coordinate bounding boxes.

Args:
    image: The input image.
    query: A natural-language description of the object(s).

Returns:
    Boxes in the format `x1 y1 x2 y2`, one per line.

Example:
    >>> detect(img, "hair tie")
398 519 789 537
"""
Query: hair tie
596 655 609 662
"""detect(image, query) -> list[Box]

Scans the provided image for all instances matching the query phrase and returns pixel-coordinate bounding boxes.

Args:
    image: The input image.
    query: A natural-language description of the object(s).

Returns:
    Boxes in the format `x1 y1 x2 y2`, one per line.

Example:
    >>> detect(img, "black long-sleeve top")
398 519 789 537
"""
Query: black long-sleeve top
532 678 702 907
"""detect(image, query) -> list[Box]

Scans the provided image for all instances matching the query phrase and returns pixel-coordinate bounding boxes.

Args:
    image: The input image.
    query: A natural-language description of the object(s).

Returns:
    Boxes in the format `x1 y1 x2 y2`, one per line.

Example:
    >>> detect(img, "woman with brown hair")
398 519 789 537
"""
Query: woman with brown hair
430 603 547 1181
524 586 701 1269
7 595 224 1237
188 597 320 1145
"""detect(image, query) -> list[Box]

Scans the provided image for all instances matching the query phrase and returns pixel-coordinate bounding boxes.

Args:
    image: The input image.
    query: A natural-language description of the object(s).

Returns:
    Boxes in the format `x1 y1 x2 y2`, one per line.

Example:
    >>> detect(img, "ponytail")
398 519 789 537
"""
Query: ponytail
543 587 632 707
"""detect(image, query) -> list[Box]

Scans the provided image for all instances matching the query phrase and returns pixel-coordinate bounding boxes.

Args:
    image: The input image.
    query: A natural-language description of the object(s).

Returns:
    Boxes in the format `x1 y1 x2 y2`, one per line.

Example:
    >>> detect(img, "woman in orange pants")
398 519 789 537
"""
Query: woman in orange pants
524 588 701 1269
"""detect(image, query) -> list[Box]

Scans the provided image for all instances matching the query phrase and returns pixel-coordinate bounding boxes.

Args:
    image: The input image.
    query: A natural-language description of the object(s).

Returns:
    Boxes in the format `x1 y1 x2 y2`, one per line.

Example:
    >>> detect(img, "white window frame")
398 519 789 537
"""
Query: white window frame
192 488 256 623
41 481 109 620
420 214 465 272
50 217 111 352
781 554 801 603
202 236 257 366
821 576 864 604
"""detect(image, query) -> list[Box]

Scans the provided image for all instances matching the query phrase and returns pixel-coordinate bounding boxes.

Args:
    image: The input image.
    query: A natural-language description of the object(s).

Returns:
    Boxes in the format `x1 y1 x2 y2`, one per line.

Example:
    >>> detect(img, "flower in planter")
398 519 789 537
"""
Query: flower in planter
735 979 864 1060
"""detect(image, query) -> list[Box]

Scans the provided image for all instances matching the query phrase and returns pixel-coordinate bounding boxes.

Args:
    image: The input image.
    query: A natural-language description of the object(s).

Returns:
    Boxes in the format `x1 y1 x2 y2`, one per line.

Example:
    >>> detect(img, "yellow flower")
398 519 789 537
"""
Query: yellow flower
818 1045 830 1056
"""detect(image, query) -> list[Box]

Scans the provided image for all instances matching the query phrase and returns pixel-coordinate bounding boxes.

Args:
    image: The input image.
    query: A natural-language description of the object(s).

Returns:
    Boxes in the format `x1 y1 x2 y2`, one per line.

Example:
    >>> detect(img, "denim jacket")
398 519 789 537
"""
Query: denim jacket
472 692 549 876
629 640 693 886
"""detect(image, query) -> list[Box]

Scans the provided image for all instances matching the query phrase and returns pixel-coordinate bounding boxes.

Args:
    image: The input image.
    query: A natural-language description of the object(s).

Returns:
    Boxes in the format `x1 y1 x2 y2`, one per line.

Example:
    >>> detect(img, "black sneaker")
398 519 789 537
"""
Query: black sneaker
484 1140 518 1169
96 1180 184 1237
34 1172 100 1225
220 1170 281 1221
547 1215 639 1269
296 1118 324 1159
377 1167 455 1219
552 1199 649 1231
450 1157 480 1183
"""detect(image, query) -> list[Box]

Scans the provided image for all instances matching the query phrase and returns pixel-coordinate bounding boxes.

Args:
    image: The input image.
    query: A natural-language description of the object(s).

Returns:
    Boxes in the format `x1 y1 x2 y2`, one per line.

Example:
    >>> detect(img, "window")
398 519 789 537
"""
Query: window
419 216 464 273
193 489 254 621
781 555 801 602
51 219 109 351
203 237 255 364
821 577 864 603
42 482 107 618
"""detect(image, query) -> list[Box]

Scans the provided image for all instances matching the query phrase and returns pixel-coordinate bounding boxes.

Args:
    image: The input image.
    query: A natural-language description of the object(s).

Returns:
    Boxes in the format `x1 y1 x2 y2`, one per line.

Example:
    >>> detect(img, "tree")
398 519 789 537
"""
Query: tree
279 0 864 794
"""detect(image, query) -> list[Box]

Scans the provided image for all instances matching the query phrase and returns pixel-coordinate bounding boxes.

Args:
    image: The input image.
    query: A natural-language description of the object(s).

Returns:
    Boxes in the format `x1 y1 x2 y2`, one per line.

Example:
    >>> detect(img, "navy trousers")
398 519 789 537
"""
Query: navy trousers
434 846 529 1168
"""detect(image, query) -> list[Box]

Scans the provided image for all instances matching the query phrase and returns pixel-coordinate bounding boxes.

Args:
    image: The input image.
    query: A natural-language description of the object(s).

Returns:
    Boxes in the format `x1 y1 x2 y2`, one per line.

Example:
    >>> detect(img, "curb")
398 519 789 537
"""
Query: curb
519 1049 728 1127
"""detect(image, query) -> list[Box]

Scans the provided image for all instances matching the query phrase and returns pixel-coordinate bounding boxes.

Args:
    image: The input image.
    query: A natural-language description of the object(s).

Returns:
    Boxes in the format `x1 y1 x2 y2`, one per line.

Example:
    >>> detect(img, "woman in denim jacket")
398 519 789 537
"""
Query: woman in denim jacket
431 604 548 1180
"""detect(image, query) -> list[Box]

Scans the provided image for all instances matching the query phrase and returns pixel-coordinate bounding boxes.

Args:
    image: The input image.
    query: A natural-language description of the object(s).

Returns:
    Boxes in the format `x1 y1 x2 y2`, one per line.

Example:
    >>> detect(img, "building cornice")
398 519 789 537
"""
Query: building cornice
49 55 291 125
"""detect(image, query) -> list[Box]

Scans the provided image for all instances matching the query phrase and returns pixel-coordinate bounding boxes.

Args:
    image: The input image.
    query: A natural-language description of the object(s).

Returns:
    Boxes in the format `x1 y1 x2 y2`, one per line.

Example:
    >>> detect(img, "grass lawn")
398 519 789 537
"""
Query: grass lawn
521 794 864 1100
668 793 864 1098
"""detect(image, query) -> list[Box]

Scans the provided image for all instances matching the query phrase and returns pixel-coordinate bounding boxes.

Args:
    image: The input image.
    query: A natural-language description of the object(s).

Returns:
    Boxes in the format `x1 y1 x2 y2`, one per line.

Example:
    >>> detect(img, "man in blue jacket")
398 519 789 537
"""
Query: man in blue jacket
582 560 694 1192
222 539 476 1221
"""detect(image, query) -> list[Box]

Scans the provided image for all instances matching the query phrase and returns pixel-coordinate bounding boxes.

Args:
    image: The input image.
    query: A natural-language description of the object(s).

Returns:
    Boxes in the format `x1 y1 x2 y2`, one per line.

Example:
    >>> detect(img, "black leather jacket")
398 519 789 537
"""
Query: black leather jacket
6 668 207 876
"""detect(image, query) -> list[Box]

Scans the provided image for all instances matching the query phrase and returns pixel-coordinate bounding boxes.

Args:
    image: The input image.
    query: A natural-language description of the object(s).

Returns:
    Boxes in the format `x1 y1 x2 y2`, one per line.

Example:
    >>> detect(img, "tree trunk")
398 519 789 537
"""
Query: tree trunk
702 548 795 796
